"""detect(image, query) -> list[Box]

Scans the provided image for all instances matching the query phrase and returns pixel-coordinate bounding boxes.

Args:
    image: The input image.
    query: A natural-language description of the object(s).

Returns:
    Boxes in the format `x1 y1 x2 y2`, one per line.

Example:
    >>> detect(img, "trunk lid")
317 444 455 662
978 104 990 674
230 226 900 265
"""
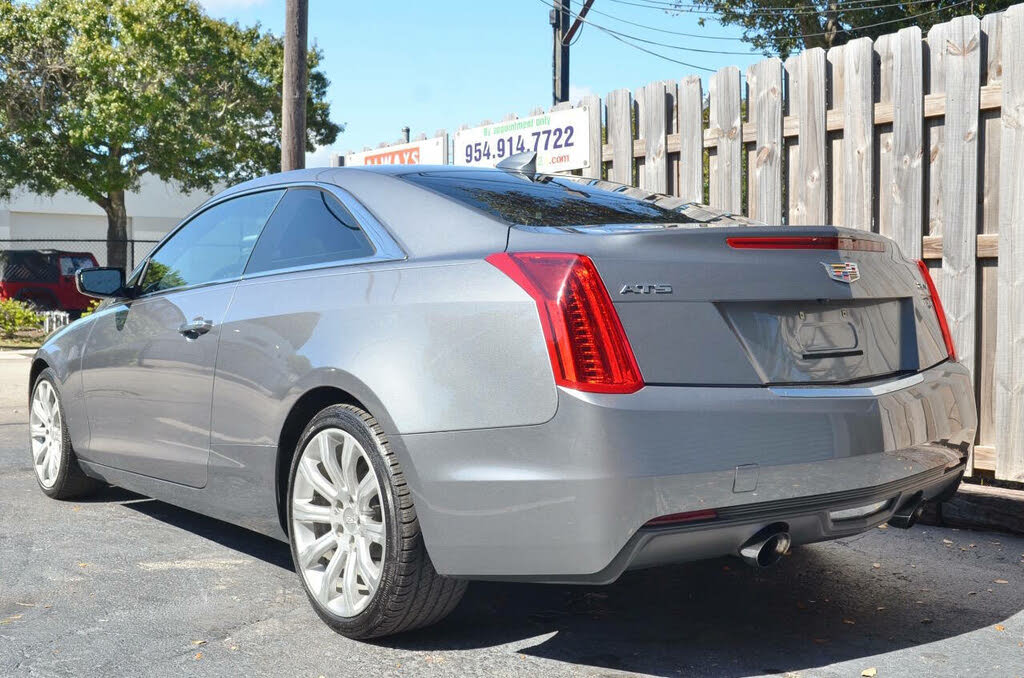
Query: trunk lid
506 224 949 386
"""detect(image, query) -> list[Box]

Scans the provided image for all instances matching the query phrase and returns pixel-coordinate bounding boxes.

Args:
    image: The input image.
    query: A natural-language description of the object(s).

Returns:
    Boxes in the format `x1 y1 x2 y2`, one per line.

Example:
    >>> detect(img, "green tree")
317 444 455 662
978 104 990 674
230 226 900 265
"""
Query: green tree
686 0 1010 59
0 0 340 271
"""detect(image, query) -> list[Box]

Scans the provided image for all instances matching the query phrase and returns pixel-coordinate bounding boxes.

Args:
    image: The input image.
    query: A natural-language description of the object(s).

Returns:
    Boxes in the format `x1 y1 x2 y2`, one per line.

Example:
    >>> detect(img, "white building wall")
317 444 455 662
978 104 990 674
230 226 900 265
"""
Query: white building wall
0 175 219 267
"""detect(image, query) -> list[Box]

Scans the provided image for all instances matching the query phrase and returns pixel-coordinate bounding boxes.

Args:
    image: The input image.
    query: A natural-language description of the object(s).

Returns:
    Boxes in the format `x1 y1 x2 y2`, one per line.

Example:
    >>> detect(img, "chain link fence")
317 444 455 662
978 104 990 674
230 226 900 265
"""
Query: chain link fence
0 238 160 272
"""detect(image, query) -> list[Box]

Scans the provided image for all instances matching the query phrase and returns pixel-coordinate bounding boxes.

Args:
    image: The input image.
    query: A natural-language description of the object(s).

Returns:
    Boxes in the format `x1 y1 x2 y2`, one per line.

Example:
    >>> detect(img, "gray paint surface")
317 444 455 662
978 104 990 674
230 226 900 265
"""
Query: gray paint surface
32 166 977 579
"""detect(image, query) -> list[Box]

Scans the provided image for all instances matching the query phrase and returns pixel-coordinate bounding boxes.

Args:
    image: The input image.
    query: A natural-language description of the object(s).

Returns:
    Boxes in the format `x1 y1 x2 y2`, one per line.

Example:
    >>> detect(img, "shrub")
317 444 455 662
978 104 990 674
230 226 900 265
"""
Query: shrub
0 298 43 339
80 299 101 317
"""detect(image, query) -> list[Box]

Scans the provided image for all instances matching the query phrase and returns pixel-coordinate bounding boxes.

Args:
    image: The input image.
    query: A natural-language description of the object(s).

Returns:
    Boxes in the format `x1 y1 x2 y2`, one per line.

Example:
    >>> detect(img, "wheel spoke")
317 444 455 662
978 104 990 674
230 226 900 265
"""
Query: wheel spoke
32 441 48 465
320 547 347 603
292 500 331 525
46 442 58 479
355 536 381 595
31 397 48 424
298 457 337 503
362 519 385 545
340 435 361 499
355 473 378 511
298 532 336 569
317 432 347 496
341 547 359 612
30 423 46 439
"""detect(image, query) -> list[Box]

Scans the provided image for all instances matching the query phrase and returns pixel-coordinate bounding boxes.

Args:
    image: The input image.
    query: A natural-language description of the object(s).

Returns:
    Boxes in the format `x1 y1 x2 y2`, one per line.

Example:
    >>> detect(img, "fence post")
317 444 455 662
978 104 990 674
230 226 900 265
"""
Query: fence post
996 6 1024 481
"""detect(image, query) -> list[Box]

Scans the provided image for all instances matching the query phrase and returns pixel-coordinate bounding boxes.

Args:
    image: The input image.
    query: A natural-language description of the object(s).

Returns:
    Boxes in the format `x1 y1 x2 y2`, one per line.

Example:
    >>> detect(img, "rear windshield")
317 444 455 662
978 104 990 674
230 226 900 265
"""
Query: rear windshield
399 169 701 227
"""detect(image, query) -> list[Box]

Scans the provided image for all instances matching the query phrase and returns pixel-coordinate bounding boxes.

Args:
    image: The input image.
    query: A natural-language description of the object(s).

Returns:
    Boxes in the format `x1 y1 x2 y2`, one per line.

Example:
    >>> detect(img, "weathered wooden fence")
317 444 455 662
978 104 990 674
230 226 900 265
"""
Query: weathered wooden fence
357 5 1024 481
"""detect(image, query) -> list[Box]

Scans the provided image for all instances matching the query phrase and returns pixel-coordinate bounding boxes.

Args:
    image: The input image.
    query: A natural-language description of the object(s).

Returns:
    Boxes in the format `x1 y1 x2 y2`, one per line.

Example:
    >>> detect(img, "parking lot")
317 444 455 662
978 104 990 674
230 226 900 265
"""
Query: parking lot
1 351 1022 678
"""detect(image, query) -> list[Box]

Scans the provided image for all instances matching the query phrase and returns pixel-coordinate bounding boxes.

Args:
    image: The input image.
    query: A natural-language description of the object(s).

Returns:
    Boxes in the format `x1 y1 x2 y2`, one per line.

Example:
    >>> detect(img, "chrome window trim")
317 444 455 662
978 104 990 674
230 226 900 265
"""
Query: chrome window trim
129 181 406 299
769 372 926 398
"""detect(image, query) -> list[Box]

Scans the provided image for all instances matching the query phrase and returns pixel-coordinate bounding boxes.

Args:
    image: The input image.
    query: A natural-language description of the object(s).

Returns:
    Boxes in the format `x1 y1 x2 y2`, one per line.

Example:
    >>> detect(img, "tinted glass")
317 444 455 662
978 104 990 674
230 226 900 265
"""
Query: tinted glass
399 169 698 227
0 251 58 282
141 190 284 294
244 189 375 275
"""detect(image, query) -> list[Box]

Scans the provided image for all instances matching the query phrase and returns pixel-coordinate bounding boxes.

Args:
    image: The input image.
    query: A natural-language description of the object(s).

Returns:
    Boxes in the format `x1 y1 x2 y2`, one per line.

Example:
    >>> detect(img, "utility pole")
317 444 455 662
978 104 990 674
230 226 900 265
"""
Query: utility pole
281 0 308 172
551 0 570 105
552 0 595 105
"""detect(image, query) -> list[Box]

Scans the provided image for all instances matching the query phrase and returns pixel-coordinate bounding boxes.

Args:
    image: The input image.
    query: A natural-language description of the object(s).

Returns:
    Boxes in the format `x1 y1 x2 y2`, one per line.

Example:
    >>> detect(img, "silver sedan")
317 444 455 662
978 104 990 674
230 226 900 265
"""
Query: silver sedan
30 163 975 638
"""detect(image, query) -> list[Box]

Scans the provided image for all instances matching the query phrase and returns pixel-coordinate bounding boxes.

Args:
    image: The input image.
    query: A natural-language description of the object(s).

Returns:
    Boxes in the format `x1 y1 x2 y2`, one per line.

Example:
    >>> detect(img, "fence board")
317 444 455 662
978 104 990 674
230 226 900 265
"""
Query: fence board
979 12 1004 450
875 33 895 239
678 76 704 202
606 89 633 185
828 46 846 226
891 26 924 259
641 82 669 193
926 22 950 240
996 6 1024 481
580 94 602 180
941 15 981 474
748 58 783 223
795 49 827 224
709 66 742 212
844 38 875 230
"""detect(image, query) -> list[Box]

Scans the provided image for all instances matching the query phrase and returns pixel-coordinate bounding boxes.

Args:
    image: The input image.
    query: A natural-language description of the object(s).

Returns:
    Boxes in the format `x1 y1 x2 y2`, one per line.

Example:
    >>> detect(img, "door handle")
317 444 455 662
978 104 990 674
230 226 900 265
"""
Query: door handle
178 317 213 339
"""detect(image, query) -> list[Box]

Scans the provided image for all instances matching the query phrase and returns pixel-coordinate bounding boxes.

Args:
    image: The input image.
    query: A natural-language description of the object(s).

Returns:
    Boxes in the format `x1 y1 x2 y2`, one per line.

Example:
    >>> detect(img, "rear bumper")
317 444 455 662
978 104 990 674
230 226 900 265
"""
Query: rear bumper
397 361 976 580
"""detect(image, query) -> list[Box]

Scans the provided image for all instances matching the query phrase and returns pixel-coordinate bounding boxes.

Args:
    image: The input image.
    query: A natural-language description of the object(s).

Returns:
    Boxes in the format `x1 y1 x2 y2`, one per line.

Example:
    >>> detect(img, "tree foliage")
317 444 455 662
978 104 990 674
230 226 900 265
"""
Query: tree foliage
0 0 340 269
686 0 1011 59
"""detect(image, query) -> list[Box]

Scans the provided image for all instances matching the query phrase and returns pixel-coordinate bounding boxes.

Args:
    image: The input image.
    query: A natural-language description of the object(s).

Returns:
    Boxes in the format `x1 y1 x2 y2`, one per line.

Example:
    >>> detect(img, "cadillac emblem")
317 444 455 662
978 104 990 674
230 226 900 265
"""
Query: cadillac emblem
822 261 860 283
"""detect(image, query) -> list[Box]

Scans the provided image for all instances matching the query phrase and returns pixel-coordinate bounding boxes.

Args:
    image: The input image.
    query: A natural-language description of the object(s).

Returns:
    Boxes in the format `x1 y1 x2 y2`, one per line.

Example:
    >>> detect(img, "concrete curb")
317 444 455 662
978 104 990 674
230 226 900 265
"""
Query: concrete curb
920 482 1024 535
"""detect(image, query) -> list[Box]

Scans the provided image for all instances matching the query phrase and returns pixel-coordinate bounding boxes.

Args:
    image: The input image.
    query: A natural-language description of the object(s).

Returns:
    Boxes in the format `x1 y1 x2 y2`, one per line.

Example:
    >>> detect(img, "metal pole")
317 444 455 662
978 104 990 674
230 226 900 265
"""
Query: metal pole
402 126 410 143
551 0 570 105
281 0 308 172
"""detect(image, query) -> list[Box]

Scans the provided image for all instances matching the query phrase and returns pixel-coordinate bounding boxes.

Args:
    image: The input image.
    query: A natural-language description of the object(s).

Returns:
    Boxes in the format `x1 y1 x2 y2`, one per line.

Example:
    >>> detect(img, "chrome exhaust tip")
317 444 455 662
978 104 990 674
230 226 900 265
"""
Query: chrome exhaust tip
738 525 792 568
888 492 925 529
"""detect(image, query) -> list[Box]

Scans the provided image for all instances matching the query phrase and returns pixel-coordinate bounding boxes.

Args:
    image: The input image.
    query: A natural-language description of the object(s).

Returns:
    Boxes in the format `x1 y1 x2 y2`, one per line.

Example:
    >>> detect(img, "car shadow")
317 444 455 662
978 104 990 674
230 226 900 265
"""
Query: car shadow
92 488 1022 677
379 546 1023 677
94 487 296 572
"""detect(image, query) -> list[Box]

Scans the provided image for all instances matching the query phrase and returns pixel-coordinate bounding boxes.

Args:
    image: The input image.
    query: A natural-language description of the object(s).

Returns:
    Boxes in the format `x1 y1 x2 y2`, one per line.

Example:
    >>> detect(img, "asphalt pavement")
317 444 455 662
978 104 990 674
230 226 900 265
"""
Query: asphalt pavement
1 351 1022 677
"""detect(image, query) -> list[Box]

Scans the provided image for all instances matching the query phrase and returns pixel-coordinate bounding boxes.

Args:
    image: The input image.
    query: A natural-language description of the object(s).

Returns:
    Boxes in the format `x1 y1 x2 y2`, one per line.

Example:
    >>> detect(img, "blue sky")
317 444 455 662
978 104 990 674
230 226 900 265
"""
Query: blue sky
198 0 764 165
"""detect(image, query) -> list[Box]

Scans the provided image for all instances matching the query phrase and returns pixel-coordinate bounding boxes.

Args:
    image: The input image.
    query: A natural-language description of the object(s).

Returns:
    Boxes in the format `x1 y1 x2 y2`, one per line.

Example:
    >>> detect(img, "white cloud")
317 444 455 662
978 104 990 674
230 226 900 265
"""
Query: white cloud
568 84 597 106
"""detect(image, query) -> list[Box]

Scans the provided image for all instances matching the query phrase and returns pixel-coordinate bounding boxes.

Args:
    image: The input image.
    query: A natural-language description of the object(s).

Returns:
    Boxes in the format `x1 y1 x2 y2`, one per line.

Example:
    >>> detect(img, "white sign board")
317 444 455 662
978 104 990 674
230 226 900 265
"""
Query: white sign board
453 107 591 173
344 136 448 167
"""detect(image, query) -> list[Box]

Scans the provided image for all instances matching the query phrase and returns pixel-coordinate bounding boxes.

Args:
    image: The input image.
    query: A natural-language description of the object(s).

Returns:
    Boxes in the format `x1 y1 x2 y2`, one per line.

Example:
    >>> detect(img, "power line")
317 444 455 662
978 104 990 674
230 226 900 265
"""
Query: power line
574 0 951 38
537 0 719 70
559 0 973 50
540 0 755 55
603 0 956 17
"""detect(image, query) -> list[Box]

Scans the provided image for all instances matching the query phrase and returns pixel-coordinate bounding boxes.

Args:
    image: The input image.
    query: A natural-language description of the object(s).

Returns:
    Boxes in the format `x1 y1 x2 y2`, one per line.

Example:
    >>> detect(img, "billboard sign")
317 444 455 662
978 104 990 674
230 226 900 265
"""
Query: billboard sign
344 135 448 167
453 107 591 173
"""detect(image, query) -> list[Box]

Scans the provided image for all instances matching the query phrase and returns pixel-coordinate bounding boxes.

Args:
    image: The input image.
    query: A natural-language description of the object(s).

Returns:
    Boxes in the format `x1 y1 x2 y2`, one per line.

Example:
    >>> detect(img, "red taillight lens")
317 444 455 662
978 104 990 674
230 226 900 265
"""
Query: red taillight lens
915 260 956 361
726 236 884 252
644 509 718 527
486 252 644 394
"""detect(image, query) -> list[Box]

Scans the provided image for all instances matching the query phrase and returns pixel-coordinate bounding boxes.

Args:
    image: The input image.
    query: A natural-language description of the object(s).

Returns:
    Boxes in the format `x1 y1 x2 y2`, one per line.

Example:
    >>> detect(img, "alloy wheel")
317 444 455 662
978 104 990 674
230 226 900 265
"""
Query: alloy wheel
30 380 63 488
291 427 386 618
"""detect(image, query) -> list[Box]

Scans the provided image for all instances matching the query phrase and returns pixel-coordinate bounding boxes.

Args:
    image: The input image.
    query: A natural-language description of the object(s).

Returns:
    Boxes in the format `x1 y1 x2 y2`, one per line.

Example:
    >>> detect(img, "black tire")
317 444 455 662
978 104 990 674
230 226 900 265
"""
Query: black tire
31 369 101 499
287 403 467 639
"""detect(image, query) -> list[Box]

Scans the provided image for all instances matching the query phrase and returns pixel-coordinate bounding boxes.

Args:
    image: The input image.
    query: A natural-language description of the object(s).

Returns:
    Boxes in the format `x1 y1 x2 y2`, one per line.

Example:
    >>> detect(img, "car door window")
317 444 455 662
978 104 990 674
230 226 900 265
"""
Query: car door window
244 188 376 275
141 190 284 294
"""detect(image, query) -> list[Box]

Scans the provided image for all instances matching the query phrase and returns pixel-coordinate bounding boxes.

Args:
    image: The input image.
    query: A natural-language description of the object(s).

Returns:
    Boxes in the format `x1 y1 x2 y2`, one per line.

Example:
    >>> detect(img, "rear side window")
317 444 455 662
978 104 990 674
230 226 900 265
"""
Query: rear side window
399 169 696 227
59 255 96 276
141 190 284 294
244 188 375 275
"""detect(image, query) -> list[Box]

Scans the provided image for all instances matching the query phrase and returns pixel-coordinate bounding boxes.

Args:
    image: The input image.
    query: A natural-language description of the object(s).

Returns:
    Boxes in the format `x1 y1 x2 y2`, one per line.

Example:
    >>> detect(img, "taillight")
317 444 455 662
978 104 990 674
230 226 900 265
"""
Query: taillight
644 509 718 527
915 260 956 361
486 252 644 394
726 236 884 252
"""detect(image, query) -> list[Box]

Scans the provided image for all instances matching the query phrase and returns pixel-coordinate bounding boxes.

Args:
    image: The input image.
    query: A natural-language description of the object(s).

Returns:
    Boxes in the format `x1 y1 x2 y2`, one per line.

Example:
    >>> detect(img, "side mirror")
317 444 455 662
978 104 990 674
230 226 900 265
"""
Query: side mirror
76 267 128 299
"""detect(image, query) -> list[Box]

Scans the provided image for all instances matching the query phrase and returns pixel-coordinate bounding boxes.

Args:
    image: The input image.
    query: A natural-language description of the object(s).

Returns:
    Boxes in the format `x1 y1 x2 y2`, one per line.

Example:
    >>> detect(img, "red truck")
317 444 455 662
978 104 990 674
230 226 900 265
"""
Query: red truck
0 249 99 313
